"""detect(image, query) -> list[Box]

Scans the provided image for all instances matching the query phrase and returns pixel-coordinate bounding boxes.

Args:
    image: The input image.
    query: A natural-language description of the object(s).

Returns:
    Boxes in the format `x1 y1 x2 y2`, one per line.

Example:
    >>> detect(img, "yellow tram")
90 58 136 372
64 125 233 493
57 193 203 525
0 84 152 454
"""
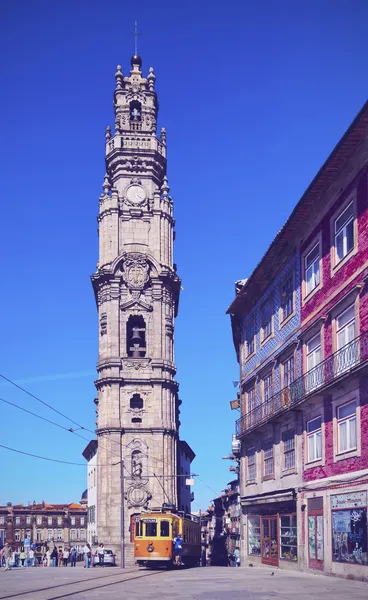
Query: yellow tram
132 507 201 568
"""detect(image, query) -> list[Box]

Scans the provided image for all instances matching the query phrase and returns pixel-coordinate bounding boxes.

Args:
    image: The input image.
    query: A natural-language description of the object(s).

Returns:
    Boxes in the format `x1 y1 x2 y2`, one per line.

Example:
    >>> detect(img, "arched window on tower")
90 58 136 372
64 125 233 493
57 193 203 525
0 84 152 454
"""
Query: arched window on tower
130 393 143 423
130 394 144 410
127 316 146 358
130 100 141 122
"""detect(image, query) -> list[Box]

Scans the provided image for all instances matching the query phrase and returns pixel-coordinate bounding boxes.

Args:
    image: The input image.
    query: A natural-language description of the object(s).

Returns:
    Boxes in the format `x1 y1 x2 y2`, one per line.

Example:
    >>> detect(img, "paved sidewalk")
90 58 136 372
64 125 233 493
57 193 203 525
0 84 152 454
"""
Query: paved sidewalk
0 565 367 599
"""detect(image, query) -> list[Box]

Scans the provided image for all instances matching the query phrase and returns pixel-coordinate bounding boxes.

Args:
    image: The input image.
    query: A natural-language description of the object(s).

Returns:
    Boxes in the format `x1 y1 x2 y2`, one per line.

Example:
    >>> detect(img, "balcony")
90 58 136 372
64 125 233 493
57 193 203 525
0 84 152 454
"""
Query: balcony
236 332 368 437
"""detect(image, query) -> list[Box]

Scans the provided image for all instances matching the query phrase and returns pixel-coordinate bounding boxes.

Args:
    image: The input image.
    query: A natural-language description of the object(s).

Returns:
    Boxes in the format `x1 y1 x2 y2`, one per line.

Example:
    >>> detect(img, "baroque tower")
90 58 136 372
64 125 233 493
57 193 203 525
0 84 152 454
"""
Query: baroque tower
91 54 181 565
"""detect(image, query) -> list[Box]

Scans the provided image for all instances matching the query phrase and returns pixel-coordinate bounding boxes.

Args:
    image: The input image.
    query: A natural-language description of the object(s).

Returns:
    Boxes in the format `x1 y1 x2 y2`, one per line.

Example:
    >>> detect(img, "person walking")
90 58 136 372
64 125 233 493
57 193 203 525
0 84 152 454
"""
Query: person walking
70 548 77 567
87 543 92 568
234 547 240 567
97 543 105 567
28 548 35 567
62 548 69 567
83 543 89 568
20 549 27 567
46 548 51 567
173 533 183 566
3 544 12 571
51 547 58 567
58 548 63 567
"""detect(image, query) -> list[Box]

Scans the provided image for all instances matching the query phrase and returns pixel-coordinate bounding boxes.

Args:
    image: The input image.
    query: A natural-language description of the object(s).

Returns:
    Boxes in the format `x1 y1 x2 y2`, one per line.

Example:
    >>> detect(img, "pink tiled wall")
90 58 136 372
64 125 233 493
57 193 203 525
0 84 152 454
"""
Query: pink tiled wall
301 167 368 337
300 166 368 482
303 377 368 481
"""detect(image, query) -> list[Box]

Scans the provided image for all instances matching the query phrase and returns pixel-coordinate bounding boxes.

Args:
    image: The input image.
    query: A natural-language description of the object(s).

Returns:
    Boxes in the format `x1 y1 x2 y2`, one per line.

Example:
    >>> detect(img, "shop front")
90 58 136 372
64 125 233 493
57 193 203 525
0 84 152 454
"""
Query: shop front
242 489 298 570
302 482 368 579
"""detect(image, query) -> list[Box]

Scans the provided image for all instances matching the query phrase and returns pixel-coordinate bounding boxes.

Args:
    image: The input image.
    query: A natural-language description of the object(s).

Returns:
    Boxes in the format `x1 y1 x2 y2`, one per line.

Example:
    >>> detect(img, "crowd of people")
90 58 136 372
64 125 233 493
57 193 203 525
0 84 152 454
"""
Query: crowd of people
0 542 98 570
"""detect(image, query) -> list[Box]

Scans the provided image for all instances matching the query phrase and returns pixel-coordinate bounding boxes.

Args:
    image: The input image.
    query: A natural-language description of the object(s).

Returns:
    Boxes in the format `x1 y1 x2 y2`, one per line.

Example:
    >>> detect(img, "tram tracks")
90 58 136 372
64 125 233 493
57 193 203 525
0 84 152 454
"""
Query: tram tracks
0 567 166 600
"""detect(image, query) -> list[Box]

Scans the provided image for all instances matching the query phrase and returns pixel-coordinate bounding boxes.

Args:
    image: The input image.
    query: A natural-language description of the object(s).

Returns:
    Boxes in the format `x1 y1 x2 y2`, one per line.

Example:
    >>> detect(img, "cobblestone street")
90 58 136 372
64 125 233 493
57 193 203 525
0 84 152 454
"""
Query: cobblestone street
0 566 367 600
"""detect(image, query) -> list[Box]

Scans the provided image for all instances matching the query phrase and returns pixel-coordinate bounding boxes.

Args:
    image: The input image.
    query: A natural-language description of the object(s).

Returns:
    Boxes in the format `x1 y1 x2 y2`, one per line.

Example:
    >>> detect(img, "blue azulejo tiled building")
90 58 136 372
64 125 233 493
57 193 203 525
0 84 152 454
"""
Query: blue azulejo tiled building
240 251 301 402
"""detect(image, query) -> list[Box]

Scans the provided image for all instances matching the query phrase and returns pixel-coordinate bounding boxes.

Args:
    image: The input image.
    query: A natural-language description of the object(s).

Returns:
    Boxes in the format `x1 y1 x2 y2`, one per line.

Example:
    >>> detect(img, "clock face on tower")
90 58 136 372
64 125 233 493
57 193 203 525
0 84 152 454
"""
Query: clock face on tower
126 184 146 205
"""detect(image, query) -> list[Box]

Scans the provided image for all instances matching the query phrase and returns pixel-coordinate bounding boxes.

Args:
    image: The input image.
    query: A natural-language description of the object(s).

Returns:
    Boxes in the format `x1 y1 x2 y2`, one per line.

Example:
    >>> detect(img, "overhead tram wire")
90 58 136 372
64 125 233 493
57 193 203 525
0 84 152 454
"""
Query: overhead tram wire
0 392 195 482
0 372 85 430
0 443 198 479
0 371 214 495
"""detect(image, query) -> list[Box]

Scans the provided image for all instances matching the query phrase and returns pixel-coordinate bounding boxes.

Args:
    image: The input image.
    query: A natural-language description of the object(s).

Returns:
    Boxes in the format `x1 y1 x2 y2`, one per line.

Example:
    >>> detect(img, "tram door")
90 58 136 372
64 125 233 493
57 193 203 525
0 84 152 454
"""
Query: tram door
261 516 279 566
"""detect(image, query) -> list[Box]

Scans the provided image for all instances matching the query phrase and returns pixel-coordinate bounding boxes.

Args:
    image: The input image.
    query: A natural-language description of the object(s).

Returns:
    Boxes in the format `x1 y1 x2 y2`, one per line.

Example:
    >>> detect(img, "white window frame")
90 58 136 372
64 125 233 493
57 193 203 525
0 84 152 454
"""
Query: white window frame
305 243 320 296
15 516 20 525
36 529 42 542
282 355 295 388
0 516 4 525
337 400 357 453
334 201 354 264
306 333 322 392
47 517 52 526
247 447 256 482
282 430 295 471
280 272 294 322
247 386 256 412
36 516 42 525
14 530 21 542
263 373 272 402
57 516 62 526
80 516 85 526
263 441 274 478
71 516 76 526
306 416 322 463
261 298 273 342
26 516 31 525
245 319 255 357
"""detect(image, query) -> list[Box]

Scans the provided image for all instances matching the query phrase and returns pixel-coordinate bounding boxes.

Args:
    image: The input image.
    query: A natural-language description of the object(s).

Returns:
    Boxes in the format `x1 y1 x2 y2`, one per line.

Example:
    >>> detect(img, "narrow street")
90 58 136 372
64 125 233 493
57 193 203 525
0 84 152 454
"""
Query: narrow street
0 566 367 600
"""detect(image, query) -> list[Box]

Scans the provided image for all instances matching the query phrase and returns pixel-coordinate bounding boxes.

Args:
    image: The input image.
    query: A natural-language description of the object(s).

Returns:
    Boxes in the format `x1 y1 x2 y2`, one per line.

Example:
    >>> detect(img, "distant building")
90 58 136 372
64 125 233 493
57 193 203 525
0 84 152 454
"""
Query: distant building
228 100 368 579
82 439 98 546
0 500 87 551
177 440 195 514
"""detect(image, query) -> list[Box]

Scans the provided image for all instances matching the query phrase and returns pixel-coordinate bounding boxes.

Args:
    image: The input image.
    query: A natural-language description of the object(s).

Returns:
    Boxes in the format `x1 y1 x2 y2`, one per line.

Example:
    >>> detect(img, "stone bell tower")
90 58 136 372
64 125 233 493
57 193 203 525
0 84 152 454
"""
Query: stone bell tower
91 54 181 566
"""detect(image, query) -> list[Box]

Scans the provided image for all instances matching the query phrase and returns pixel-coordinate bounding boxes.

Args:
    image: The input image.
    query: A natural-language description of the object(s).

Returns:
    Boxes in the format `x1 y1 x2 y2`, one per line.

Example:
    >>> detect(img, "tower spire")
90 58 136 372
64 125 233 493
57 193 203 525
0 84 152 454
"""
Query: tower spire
134 20 139 57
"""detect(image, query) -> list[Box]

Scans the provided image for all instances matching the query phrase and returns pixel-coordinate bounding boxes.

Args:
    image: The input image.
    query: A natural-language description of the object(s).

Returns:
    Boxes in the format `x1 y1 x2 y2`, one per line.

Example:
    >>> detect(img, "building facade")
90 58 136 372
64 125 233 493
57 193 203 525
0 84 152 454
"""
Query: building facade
91 54 184 566
177 440 195 514
228 101 368 580
82 439 98 546
0 502 87 551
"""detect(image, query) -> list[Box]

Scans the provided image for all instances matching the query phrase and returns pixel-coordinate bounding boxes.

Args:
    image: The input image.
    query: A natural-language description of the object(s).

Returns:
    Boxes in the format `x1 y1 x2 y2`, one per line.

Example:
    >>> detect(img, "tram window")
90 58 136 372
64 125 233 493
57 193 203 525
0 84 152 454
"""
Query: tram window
135 520 142 537
172 520 178 537
160 520 170 537
145 522 157 537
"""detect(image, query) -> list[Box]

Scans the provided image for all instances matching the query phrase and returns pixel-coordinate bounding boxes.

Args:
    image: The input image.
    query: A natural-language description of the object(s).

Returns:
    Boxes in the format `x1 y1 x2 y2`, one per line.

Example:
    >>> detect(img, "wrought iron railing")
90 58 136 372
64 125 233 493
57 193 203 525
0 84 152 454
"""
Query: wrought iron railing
236 332 368 437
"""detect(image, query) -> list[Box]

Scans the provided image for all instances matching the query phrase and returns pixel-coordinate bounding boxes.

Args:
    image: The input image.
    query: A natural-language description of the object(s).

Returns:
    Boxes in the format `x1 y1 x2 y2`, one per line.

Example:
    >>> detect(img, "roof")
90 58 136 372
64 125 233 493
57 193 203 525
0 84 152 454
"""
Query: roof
0 502 86 511
178 440 196 462
82 439 98 460
227 99 368 317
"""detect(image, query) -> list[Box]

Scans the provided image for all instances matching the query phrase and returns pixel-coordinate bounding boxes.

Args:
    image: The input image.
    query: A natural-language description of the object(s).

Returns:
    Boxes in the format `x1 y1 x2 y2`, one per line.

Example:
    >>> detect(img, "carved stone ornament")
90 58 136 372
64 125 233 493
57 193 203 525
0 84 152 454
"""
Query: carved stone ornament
126 484 151 509
123 254 149 289
100 312 107 336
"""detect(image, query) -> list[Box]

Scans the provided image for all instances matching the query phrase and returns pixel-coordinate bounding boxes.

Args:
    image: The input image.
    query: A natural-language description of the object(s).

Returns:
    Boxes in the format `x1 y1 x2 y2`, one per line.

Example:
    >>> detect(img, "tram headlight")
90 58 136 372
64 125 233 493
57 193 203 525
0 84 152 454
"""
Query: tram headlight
147 543 154 553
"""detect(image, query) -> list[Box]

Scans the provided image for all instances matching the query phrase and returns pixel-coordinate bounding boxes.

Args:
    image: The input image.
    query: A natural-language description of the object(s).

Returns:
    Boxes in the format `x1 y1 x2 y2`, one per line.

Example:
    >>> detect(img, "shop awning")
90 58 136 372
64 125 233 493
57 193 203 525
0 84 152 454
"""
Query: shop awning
240 490 295 506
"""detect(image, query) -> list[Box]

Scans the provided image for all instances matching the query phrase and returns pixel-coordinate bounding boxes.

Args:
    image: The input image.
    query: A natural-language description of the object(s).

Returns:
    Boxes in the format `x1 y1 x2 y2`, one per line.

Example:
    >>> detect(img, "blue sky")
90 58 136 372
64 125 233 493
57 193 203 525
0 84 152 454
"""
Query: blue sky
0 0 367 510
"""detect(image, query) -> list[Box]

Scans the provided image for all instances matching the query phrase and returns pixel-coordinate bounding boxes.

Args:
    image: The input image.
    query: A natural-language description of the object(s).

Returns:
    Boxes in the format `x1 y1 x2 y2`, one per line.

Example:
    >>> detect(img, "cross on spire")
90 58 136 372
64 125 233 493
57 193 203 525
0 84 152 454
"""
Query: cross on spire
134 20 140 56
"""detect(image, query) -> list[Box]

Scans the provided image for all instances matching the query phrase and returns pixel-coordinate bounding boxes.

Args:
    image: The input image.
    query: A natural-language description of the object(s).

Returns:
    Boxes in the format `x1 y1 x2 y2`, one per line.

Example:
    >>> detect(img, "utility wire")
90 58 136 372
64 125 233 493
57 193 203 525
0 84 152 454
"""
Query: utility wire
0 443 90 466
1 371 216 501
0 396 84 435
0 372 85 429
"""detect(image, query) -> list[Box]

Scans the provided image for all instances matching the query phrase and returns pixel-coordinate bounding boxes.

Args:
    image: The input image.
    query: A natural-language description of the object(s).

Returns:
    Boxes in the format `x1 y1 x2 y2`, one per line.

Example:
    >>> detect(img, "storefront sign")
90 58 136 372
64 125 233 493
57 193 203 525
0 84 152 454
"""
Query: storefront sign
331 491 367 510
